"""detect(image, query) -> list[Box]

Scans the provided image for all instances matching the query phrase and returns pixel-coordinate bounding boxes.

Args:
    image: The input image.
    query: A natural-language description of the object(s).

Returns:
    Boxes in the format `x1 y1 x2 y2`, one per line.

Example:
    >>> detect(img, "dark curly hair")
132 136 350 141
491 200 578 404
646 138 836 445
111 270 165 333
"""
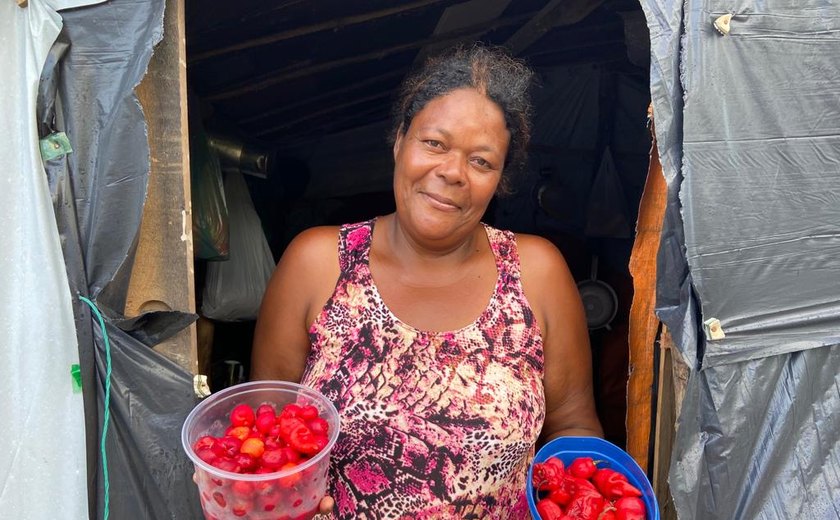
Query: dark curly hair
390 43 534 196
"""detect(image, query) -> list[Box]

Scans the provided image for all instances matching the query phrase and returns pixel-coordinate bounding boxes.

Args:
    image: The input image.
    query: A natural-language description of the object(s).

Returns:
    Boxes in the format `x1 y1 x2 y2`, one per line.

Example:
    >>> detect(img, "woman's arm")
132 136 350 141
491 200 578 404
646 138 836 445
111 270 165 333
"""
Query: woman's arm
251 226 340 382
517 234 604 444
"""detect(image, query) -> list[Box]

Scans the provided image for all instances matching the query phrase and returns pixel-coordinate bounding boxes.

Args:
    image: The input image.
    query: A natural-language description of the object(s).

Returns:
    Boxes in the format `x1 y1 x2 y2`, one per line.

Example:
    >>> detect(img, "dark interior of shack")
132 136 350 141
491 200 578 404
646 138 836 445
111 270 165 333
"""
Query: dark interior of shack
184 0 652 449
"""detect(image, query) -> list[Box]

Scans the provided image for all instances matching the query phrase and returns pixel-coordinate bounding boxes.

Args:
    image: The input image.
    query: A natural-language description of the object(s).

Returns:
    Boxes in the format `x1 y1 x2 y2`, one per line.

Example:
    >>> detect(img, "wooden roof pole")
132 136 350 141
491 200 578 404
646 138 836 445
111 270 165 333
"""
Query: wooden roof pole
626 105 667 471
190 0 456 63
206 11 535 102
239 68 407 125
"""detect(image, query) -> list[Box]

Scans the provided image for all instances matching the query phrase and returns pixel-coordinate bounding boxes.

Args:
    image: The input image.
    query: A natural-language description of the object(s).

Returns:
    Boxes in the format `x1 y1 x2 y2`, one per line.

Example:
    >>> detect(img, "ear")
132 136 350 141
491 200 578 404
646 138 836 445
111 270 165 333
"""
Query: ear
392 125 405 160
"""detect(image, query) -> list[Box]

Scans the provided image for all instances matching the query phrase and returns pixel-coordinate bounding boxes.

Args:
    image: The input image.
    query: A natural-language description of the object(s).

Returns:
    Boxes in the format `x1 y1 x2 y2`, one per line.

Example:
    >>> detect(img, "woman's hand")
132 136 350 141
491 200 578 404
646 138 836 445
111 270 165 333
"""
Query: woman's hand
319 495 335 514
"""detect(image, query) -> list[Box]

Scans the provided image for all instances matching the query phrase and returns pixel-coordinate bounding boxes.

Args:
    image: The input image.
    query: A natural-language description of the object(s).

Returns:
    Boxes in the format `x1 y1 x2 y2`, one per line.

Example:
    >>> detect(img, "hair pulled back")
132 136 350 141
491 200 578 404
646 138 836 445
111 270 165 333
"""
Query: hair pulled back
390 43 534 195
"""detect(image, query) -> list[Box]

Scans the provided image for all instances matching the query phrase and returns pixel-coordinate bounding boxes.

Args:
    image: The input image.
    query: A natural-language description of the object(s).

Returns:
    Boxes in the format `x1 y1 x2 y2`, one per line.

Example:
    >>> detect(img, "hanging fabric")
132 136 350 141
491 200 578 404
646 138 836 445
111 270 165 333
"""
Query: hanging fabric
202 171 276 321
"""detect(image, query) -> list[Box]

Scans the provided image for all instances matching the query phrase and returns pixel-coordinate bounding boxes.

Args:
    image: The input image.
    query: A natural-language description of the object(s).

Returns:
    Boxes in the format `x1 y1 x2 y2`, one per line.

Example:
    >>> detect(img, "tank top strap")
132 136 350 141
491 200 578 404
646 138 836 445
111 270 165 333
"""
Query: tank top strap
337 219 375 273
483 223 522 282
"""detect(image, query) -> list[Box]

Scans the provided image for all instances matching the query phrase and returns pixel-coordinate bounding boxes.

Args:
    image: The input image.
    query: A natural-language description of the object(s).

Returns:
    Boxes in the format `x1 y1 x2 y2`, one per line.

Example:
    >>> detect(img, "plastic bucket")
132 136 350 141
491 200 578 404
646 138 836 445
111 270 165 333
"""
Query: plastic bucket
527 436 660 520
182 381 340 520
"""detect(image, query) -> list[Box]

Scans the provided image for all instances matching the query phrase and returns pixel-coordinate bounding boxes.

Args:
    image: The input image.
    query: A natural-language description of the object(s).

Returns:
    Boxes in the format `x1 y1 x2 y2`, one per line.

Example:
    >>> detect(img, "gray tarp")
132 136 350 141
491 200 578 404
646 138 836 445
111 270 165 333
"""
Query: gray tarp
640 0 840 518
38 0 202 517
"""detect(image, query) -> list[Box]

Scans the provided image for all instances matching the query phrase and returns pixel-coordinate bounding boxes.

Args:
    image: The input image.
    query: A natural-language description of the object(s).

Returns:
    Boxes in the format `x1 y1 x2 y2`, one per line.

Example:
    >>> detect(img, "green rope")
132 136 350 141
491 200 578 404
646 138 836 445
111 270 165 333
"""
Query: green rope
79 296 112 520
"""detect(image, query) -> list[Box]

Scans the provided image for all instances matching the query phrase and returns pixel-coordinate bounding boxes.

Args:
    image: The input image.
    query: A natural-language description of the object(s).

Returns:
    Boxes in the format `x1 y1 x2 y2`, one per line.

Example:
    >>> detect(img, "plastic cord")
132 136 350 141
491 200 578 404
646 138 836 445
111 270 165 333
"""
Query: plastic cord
78 296 112 520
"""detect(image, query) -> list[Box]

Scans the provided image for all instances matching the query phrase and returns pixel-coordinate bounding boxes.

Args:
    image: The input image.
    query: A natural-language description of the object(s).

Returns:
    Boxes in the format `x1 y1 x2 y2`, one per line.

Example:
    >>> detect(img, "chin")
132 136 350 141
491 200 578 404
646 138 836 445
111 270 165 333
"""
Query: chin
413 213 471 239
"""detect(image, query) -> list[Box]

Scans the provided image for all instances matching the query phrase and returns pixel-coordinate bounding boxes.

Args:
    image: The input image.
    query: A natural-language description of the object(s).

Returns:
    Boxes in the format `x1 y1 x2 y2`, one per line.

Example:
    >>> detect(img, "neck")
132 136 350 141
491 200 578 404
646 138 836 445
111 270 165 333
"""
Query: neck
381 214 482 265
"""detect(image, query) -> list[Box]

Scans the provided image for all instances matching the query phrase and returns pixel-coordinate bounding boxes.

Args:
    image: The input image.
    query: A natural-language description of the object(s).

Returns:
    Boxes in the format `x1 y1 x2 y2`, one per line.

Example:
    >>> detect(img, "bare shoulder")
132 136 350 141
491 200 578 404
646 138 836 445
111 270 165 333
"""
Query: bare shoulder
272 225 341 321
251 225 340 382
281 225 341 268
514 233 575 289
513 232 581 336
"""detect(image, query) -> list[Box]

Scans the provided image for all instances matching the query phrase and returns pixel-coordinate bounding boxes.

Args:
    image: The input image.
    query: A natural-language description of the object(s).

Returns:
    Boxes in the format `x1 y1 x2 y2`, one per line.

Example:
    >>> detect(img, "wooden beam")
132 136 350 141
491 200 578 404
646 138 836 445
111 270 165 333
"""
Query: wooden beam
626 105 667 471
206 11 535 102
254 90 393 136
190 0 305 37
129 0 197 374
504 0 606 55
240 68 407 125
190 0 456 64
652 329 679 520
268 105 391 147
271 105 390 143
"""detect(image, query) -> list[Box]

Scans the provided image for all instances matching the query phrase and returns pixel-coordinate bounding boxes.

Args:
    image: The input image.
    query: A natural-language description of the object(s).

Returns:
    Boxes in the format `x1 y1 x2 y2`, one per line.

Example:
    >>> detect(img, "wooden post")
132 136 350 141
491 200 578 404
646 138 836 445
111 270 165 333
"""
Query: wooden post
651 328 678 520
127 0 197 374
626 106 667 471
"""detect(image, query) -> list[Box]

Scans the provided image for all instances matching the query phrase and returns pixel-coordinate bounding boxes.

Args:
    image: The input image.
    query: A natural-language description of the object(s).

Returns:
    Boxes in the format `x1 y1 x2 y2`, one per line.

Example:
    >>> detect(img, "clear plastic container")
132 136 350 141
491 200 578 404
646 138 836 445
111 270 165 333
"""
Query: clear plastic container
182 381 340 520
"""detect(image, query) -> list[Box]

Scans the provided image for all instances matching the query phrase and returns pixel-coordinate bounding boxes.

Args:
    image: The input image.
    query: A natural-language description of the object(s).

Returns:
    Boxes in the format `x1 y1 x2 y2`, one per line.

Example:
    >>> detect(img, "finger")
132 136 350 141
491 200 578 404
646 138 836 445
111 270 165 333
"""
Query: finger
319 496 335 514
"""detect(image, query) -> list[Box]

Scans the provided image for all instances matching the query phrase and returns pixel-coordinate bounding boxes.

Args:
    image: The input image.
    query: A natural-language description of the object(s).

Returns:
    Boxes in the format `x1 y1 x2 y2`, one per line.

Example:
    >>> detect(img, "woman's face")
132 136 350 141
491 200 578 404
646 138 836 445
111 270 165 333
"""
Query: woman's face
392 88 510 244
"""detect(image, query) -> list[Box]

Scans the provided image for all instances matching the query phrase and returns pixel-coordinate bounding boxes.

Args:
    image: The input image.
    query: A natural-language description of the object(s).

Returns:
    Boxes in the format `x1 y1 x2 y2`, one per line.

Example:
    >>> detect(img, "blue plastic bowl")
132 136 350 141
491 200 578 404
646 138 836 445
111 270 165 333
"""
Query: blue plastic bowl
527 436 660 520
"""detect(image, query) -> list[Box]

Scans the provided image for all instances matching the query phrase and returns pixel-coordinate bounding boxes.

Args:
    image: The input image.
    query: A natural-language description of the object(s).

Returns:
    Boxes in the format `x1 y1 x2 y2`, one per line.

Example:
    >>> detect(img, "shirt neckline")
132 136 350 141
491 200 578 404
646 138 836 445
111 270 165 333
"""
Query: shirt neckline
364 217 503 336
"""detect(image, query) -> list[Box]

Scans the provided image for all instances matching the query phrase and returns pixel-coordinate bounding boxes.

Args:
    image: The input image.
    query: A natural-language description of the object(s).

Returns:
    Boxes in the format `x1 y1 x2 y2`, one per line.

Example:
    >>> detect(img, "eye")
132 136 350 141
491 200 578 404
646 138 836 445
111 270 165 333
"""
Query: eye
471 156 494 170
423 139 445 150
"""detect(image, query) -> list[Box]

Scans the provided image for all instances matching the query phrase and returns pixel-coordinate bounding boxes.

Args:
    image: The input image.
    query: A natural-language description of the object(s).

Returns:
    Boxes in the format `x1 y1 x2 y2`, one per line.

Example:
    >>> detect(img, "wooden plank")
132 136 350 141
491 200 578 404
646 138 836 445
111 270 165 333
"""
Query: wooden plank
652 328 678 520
240 68 407 125
206 10 535 102
128 0 197 374
626 105 667 471
190 0 456 63
254 90 392 136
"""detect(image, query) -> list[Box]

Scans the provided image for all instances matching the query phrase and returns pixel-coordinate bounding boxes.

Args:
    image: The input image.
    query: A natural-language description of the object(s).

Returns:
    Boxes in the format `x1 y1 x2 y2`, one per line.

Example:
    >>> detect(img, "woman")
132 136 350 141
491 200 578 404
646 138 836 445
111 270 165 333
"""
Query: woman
252 44 602 519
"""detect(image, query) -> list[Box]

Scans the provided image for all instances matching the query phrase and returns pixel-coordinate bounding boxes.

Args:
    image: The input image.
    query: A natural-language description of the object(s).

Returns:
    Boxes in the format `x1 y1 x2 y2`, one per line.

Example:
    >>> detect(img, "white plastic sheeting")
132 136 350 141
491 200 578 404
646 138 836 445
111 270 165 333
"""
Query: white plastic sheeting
0 0 101 518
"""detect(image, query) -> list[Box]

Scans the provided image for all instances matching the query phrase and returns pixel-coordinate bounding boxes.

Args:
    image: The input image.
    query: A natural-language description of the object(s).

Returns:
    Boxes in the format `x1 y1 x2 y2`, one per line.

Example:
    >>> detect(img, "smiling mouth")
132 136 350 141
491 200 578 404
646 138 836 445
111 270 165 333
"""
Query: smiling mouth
422 192 460 210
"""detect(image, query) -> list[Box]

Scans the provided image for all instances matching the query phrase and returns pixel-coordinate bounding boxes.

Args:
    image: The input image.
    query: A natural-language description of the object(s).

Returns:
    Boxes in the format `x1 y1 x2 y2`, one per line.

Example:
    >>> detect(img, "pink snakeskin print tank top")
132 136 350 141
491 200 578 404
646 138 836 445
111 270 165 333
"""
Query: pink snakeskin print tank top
300 219 545 519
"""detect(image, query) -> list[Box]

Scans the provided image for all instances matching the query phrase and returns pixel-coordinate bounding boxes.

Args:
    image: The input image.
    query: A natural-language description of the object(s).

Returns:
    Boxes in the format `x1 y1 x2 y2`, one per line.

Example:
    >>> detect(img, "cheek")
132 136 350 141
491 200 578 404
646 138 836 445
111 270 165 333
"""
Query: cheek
396 153 436 187
475 174 502 199
392 166 416 208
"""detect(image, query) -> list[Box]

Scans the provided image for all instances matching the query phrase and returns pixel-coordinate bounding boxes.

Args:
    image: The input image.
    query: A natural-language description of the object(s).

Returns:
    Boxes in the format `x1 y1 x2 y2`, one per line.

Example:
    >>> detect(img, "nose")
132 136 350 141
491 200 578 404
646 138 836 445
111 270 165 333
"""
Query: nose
435 152 467 185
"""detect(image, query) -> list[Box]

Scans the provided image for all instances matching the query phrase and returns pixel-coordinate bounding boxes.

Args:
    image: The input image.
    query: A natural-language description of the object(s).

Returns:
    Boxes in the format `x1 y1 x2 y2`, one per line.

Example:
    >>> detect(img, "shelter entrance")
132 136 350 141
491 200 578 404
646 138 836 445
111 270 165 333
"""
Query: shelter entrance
183 0 654 472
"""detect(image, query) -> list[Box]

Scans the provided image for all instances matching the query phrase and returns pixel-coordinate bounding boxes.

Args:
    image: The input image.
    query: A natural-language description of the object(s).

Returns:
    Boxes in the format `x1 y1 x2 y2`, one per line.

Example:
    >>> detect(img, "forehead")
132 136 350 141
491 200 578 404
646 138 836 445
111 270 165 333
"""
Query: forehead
411 88 509 143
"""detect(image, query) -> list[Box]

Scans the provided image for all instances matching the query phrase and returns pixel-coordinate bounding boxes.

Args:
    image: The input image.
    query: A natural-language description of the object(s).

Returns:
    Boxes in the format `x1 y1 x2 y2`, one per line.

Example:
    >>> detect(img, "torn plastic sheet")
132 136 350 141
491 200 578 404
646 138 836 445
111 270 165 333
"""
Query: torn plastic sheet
37 0 202 517
640 0 840 518
92 322 202 520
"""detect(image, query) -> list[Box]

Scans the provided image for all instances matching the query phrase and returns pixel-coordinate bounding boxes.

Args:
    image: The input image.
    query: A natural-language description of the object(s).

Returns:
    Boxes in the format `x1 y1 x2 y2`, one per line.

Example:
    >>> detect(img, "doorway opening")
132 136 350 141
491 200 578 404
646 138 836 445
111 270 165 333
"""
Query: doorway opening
184 0 651 450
